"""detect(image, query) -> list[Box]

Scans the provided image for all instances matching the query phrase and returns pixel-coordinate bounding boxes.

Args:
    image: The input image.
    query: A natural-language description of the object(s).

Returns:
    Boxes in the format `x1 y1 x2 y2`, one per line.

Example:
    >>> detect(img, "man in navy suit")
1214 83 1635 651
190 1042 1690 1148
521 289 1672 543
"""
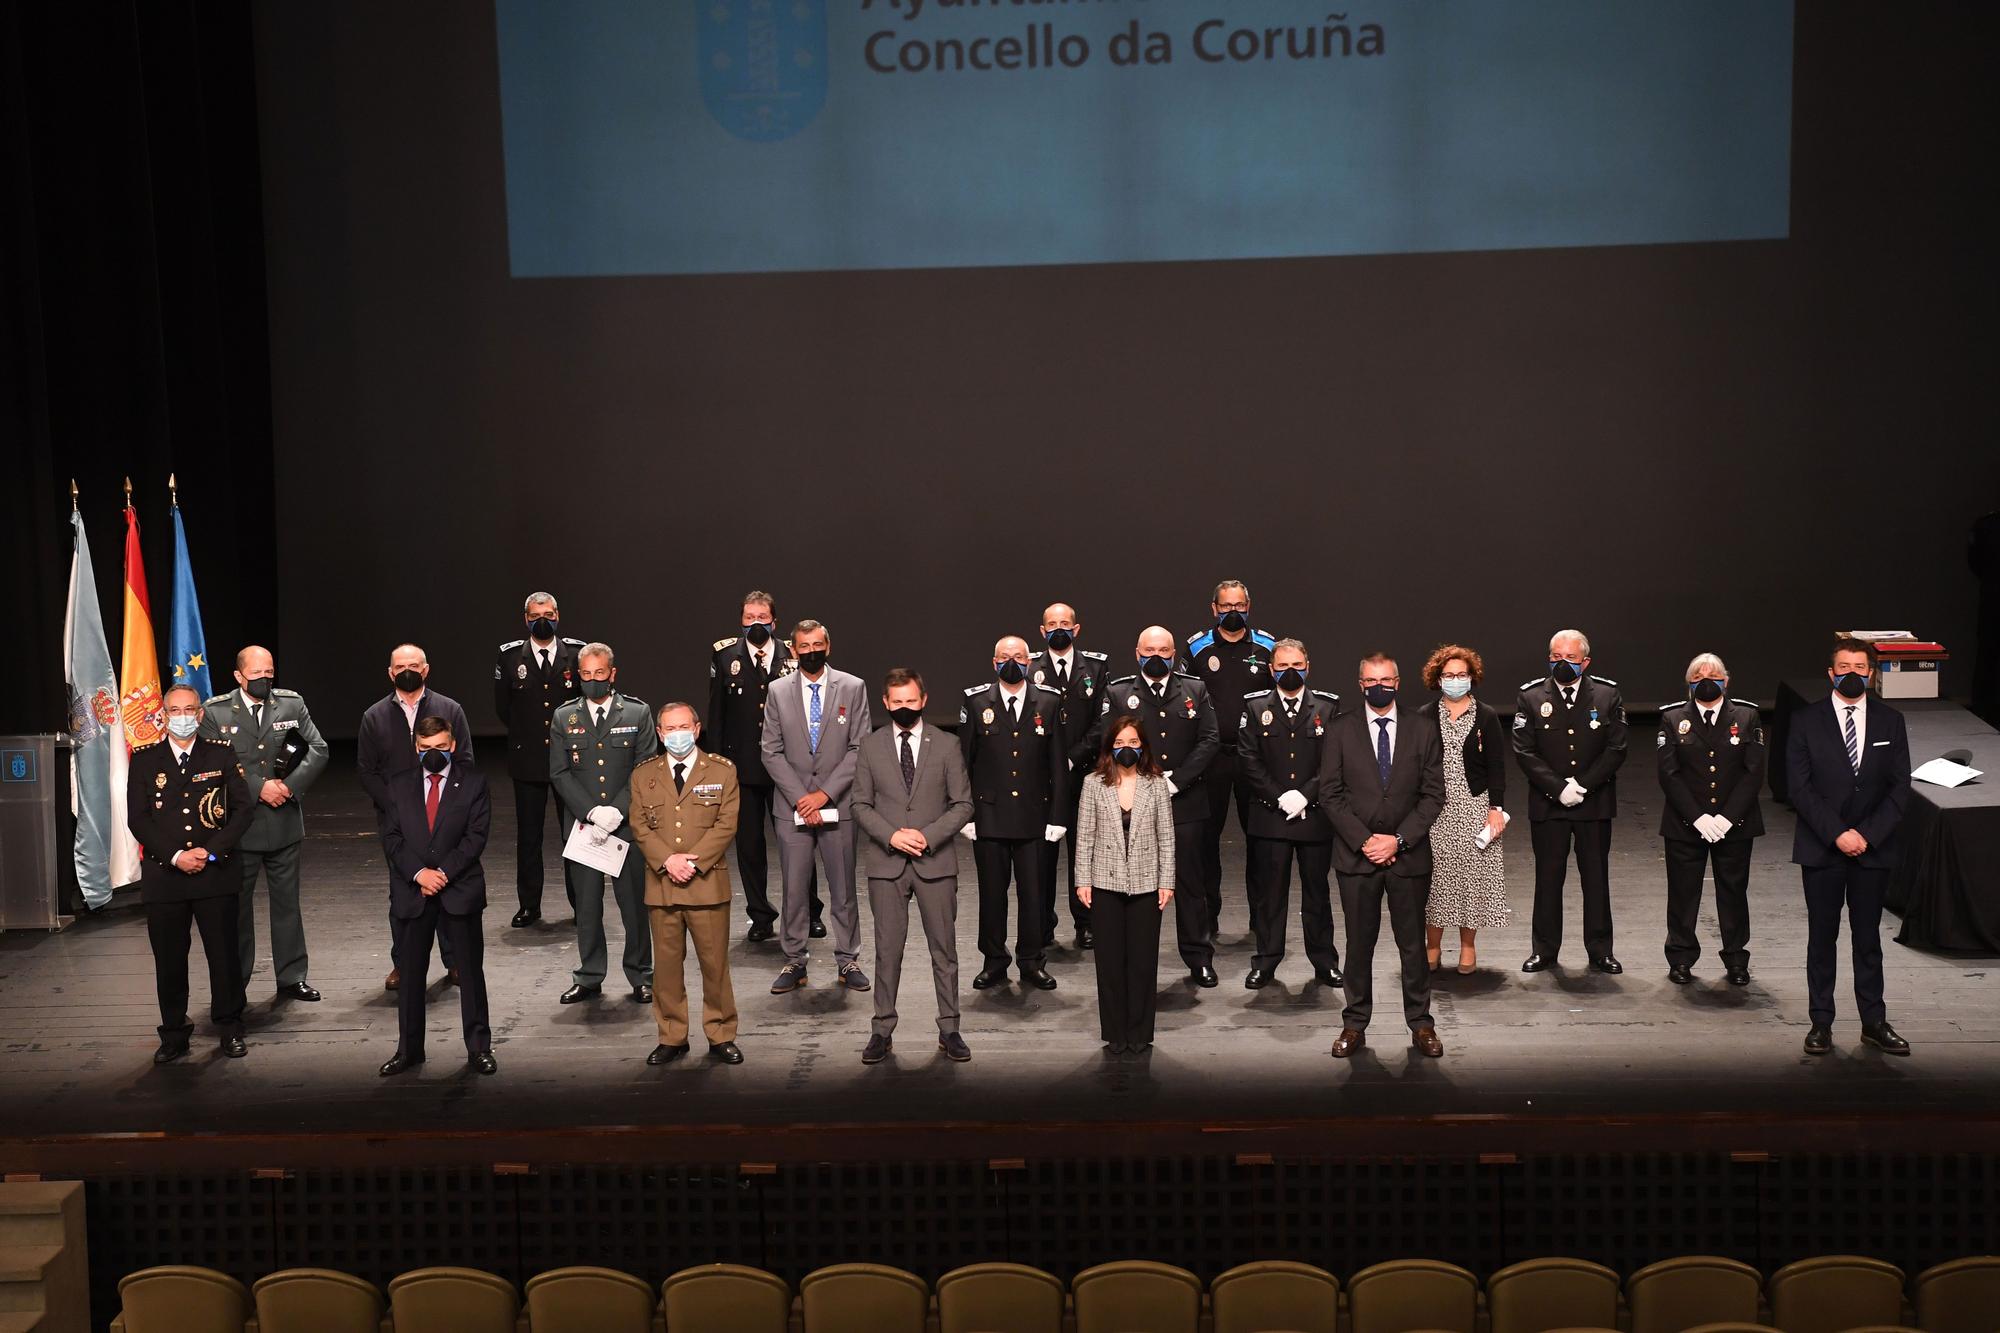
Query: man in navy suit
1787 638 1912 1057
377 715 496 1076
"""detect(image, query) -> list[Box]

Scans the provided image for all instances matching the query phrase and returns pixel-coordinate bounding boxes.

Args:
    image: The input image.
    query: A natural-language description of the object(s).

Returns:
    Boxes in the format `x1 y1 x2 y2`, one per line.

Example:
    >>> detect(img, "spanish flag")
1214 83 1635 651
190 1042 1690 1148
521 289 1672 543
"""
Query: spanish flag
113 499 163 887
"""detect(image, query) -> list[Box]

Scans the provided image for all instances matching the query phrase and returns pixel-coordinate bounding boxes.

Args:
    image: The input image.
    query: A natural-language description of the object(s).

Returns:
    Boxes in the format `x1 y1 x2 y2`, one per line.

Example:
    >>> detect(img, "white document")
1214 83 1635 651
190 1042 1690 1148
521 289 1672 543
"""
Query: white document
794 808 841 826
1911 758 1982 788
1474 809 1512 849
563 820 630 875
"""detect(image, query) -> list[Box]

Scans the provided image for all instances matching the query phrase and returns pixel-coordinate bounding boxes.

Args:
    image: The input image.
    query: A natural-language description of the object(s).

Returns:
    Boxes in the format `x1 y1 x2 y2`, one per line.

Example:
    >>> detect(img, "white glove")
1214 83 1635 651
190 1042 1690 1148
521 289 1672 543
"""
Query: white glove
1044 824 1067 843
1558 778 1587 808
588 805 622 832
1166 776 1179 796
960 823 977 841
1277 789 1309 819
1709 815 1732 841
588 826 610 847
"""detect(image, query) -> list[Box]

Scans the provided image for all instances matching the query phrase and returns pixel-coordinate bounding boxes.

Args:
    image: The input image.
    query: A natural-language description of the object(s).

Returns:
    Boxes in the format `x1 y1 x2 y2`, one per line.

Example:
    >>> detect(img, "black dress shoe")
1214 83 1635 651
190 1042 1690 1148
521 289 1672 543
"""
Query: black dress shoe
972 966 1009 990
746 922 775 942
1521 953 1555 973
1245 968 1271 990
379 1052 423 1077
938 1032 973 1062
648 1043 690 1065
1727 965 1752 987
471 1051 498 1075
709 1041 744 1064
1192 965 1219 988
278 981 322 1002
445 968 461 988
221 1035 248 1058
510 908 541 928
1021 966 1058 992
153 1041 189 1065
1314 967 1345 988
559 983 601 1005
632 984 653 1005
861 1034 892 1065
1861 1021 1911 1055
1803 1024 1832 1055
1589 955 1624 975
809 917 828 938
1077 927 1094 950
1668 963 1693 985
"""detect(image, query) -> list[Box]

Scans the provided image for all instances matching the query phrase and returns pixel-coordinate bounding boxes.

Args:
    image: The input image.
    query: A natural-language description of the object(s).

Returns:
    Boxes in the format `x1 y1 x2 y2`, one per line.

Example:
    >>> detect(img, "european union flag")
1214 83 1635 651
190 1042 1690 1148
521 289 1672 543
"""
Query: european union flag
168 502 211 699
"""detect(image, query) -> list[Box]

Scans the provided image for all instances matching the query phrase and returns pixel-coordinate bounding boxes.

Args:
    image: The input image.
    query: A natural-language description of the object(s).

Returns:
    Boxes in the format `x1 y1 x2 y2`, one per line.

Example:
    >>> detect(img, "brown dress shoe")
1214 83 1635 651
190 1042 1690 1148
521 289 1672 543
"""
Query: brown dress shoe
384 967 400 992
1330 1027 1366 1059
1411 1027 1444 1058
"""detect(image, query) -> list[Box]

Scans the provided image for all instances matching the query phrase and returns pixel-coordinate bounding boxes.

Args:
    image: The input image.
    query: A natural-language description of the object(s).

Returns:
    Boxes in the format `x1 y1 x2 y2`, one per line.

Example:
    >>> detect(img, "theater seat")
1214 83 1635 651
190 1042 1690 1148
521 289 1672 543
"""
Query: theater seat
1071 1261 1202 1333
662 1263 790 1333
252 1268 384 1333
1767 1256 1906 1333
386 1266 520 1333
935 1262 1065 1333
1680 1324 1784 1333
114 1265 249 1333
1486 1257 1621 1333
799 1262 930 1333
524 1265 656 1333
1912 1256 2000 1333
1625 1255 1763 1333
1208 1259 1340 1333
1346 1259 1481 1333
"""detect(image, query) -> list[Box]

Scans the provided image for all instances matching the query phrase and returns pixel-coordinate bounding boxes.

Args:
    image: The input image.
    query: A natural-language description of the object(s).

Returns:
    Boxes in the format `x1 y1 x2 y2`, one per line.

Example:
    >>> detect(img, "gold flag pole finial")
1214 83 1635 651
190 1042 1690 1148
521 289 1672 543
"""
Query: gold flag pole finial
169 473 179 508
70 479 79 512
123 476 133 510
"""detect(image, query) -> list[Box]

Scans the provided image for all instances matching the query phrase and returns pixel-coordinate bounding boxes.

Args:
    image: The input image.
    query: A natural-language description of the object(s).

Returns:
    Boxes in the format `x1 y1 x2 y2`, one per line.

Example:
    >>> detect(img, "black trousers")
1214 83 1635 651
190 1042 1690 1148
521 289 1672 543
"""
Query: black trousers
512 778 572 914
147 893 246 1043
1171 815 1215 970
1038 793 1088 940
386 863 453 969
392 900 490 1059
1801 863 1888 1029
1246 837 1341 973
1529 817 1615 961
1664 836 1753 969
736 781 819 929
1196 750 1253 933
1337 868 1434 1032
1092 888 1164 1045
975 835 1046 969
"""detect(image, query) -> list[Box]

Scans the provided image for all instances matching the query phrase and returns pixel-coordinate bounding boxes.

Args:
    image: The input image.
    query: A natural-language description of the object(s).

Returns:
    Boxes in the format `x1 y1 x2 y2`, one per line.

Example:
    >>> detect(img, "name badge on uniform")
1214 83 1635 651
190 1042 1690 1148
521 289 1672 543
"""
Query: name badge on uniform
1539 701 1553 718
272 718 298 731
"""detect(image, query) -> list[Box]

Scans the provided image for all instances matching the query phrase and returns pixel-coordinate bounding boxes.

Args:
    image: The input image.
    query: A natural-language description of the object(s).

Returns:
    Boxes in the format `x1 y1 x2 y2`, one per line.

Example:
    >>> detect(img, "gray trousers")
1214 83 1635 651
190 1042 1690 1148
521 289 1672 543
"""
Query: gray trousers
565 841 653 990
868 864 961 1038
771 816 860 969
236 841 308 987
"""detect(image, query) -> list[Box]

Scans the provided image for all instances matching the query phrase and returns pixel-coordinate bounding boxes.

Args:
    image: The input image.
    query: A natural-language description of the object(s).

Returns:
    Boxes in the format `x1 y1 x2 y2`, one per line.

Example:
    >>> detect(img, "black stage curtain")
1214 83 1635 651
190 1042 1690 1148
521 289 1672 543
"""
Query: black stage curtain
1 2 276 738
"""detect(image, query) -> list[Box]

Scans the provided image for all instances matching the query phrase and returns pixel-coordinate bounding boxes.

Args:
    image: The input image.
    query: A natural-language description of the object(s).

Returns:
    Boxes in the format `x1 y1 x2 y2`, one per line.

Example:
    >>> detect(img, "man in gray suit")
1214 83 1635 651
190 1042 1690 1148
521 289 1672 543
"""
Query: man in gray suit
760 619 871 995
201 645 329 1002
853 667 974 1064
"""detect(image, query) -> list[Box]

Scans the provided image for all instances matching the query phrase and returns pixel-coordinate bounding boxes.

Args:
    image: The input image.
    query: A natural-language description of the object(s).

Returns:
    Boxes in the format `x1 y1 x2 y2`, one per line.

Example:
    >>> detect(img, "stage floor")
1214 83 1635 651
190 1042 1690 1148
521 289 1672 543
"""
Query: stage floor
4 722 1997 1168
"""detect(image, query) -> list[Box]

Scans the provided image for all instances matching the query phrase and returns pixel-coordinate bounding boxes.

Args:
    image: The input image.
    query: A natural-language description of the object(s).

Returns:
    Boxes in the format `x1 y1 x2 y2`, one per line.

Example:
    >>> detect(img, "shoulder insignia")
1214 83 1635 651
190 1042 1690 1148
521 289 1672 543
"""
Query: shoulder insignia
1730 698 1759 709
273 688 302 698
1186 629 1215 653
1173 670 1203 683
1031 683 1063 696
1250 629 1277 650
1080 649 1107 660
1660 700 1690 713
712 636 741 653
1242 689 1273 701
204 693 230 706
1312 689 1341 702
963 684 988 696
1107 674 1137 687
134 737 164 751
1590 675 1618 686
499 638 525 652
562 637 586 647
1518 677 1546 692
622 695 649 712
709 753 734 766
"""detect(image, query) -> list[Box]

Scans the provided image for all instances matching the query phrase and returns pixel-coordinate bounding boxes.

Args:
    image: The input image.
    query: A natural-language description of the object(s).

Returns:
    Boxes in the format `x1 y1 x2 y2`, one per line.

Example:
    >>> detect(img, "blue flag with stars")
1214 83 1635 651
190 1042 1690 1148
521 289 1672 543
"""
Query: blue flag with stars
168 503 211 699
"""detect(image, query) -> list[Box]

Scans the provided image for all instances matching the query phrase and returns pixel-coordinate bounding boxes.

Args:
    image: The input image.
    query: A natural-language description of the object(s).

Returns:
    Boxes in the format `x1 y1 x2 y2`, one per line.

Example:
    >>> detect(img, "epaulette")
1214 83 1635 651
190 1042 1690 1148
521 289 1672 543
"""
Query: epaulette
1312 689 1341 702
1659 699 1691 713
963 684 988 696
1174 670 1202 682
1186 628 1216 653
204 693 230 706
1250 629 1277 650
1080 649 1106 660
1590 675 1618 686
1106 674 1137 687
1518 677 1546 691
499 638 526 652
134 737 164 751
273 687 301 698
1243 688 1273 701
1031 683 1063 695
562 637 586 647
621 694 650 710
713 636 740 653
1730 697 1758 709
707 753 734 765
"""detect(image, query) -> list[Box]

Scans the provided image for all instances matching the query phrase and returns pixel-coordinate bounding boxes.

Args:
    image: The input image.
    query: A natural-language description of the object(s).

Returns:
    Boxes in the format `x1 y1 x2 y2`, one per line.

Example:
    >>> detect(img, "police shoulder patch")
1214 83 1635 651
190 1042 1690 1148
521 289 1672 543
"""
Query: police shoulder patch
1186 629 1215 653
1729 698 1758 710
1660 700 1691 714
499 639 526 652
1511 714 1528 729
1250 629 1277 650
963 684 988 696
1312 689 1341 702
713 636 741 653
1589 675 1618 686
1173 670 1203 683
1080 649 1107 661
562 638 587 647
1032 683 1063 696
1242 689 1273 701
1106 674 1137 687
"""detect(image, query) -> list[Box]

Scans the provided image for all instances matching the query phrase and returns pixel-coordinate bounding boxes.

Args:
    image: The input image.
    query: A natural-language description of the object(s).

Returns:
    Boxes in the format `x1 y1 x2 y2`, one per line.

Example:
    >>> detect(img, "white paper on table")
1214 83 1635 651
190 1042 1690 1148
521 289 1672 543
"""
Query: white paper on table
794 808 841 826
1911 758 1982 788
562 820 630 875
1474 809 1512 849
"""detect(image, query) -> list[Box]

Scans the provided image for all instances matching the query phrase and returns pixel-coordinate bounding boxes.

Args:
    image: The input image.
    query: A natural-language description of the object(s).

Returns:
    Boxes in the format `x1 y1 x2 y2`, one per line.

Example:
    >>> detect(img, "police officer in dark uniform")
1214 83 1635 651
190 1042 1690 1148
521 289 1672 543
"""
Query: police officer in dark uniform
1513 628 1628 975
494 591 584 927
1091 625 1223 986
1182 580 1278 938
1236 637 1344 989
1029 600 1111 949
704 590 821 942
961 635 1070 991
128 684 255 1062
1657 652 1764 986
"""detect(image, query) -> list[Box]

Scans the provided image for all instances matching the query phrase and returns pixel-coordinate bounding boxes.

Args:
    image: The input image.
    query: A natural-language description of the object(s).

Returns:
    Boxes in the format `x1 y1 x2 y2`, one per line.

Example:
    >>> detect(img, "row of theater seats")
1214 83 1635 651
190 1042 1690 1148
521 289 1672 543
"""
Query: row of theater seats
108 1253 2000 1333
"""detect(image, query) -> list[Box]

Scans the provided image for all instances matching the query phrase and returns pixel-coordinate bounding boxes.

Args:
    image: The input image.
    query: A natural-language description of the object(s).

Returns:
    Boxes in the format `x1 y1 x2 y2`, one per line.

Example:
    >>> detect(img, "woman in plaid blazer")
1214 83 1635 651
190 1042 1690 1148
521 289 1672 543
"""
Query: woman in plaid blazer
1075 715 1176 1054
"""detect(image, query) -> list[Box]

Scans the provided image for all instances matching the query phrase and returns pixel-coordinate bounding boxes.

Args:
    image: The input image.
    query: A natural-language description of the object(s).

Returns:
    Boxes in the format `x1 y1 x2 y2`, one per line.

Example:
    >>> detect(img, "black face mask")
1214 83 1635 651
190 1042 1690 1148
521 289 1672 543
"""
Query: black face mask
888 705 923 729
1550 659 1582 685
1691 678 1725 703
796 650 827 675
996 660 1026 685
420 749 450 774
1044 628 1074 652
744 621 773 647
1140 655 1173 680
529 617 557 642
579 679 612 701
243 676 274 701
1275 668 1306 693
1217 609 1247 633
392 669 424 693
1113 746 1141 768
1364 683 1397 709
1832 671 1868 700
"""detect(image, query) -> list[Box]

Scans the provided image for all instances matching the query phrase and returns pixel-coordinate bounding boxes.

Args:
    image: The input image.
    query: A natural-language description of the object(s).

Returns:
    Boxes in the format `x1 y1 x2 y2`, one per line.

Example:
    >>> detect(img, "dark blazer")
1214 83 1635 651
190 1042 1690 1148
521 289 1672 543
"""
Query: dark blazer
1787 696 1911 869
704 634 796 785
958 681 1070 838
1029 648 1114 772
493 635 583 781
1317 705 1446 878
1088 671 1221 823
1452 698 1510 805
1236 688 1340 842
127 737 254 904
356 688 476 814
380 760 491 918
1657 697 1766 842
1511 674 1627 822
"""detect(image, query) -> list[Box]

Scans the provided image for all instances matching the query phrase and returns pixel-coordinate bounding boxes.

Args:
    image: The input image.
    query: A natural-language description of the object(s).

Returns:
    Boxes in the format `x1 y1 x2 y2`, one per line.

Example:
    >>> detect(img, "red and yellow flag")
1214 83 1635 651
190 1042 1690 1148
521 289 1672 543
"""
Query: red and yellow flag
119 505 165 748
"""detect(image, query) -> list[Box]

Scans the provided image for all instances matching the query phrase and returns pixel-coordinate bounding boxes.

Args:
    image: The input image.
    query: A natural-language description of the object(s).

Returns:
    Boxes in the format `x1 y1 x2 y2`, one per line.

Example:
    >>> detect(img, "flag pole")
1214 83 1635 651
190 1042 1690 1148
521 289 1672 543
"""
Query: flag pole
70 478 79 512
169 473 178 509
124 475 133 511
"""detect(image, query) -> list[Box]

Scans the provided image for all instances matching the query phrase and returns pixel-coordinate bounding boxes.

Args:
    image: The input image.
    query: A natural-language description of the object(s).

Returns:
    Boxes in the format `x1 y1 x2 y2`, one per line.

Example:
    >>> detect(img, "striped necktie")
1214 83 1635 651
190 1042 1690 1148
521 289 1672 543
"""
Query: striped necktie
1843 706 1860 772
808 682 822 754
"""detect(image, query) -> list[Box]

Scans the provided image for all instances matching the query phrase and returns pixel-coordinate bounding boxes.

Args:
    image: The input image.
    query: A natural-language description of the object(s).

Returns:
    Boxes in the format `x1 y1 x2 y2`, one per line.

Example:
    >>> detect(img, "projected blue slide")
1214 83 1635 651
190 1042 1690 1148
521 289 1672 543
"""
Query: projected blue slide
495 0 1792 277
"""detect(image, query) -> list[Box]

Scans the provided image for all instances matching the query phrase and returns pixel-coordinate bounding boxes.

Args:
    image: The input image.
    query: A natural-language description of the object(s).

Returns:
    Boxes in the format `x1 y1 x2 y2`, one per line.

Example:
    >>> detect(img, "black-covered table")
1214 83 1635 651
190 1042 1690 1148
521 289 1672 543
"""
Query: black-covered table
1769 679 2000 952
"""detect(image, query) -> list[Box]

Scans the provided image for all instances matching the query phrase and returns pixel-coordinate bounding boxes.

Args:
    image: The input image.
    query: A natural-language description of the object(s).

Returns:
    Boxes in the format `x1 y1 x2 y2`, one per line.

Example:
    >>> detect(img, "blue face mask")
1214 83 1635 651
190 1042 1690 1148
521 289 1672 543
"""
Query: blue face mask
1139 655 1174 680
1113 746 1142 768
1690 678 1725 704
1832 672 1868 700
661 729 697 757
1550 659 1582 685
1440 677 1472 700
996 660 1027 685
1275 667 1307 692
167 714 202 740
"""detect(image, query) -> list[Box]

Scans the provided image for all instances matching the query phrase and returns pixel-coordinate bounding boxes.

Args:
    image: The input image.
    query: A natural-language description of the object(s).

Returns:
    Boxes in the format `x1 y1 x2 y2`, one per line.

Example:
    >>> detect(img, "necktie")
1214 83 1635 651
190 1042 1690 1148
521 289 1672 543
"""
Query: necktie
426 773 442 830
594 705 605 729
1703 708 1715 729
1008 695 1019 725
1153 683 1165 703
1285 699 1299 722
673 761 686 794
1844 706 1860 771
539 649 550 672
251 703 263 729
808 682 822 754
1054 659 1069 689
177 749 190 774
1375 717 1393 788
1563 686 1576 709
900 730 916 791
755 650 767 678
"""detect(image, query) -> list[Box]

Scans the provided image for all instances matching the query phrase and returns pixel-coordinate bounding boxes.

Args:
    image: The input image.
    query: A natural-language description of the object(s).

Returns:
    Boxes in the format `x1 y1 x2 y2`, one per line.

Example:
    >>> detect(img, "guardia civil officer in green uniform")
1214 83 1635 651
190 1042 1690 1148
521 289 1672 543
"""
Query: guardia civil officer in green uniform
201 645 329 1002
551 641 659 1006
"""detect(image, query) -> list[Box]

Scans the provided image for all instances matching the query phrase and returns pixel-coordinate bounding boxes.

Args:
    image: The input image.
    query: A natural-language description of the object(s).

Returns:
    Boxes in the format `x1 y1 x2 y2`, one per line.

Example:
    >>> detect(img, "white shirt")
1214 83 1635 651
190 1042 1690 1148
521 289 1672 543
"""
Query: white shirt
1277 687 1307 715
168 732 197 763
239 688 266 724
997 679 1028 717
1366 703 1398 761
1837 692 1867 756
743 629 775 673
1043 649 1075 680
528 635 559 670
589 695 614 729
895 719 924 762
396 690 422 729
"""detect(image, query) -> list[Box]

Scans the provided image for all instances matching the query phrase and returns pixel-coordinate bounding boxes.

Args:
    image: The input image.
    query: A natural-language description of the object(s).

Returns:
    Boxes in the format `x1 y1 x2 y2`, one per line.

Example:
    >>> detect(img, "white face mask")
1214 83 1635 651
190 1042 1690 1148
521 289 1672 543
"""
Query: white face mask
167 715 202 739
661 730 698 757
1440 678 1473 700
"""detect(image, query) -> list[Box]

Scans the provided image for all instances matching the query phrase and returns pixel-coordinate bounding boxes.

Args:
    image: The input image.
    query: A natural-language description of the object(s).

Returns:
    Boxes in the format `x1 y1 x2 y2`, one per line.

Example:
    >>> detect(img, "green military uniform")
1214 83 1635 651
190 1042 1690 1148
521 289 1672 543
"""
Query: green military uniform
201 687 329 989
551 692 659 992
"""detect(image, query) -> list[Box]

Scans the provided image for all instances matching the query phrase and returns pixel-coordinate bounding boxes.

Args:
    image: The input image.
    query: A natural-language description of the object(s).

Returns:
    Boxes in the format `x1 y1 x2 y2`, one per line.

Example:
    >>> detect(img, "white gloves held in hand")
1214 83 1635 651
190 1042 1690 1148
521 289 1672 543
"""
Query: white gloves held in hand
960 823 976 841
1276 789 1309 819
587 806 623 833
1044 824 1067 843
1693 813 1733 843
1558 778 1588 808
